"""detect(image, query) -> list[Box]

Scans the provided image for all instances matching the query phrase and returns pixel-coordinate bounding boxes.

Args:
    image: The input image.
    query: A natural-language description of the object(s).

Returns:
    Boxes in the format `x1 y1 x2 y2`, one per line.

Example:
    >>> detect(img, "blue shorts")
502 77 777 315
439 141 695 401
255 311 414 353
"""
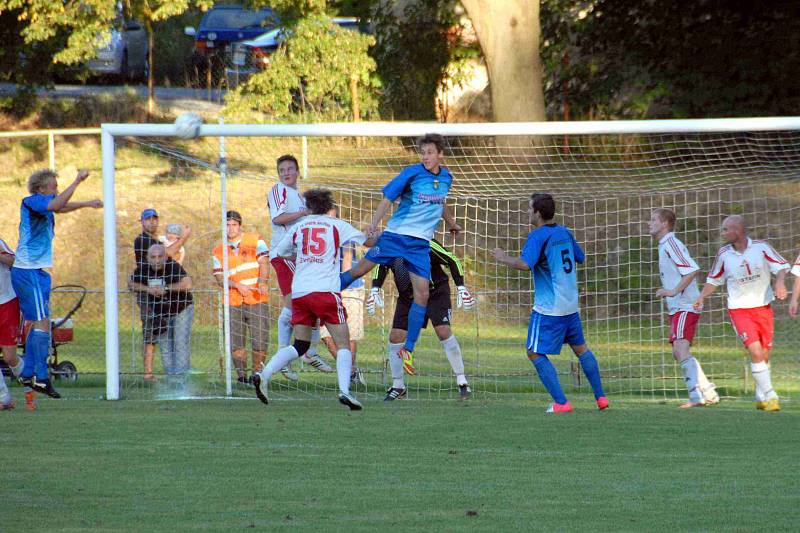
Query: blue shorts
10 267 51 321
526 311 585 355
365 231 431 278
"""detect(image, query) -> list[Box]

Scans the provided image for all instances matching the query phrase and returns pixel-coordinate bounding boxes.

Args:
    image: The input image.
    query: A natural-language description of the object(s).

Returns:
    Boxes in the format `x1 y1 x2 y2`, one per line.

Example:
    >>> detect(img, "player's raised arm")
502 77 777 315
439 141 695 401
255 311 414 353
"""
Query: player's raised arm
490 247 530 271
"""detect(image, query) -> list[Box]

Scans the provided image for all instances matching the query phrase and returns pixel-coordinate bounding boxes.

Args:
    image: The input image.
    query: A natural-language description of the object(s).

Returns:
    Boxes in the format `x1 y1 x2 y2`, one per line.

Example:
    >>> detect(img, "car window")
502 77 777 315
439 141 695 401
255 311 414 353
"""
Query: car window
203 9 278 30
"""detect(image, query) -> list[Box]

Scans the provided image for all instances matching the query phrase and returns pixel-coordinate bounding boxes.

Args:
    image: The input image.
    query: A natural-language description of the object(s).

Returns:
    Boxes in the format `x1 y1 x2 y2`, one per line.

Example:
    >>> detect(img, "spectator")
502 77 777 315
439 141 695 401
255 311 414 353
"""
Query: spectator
131 244 194 380
133 209 190 380
212 210 270 384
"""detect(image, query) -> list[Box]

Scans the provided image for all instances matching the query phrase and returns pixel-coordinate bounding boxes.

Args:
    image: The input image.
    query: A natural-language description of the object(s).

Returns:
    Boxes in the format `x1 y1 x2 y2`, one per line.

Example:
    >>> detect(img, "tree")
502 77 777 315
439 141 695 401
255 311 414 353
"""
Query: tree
0 0 211 116
460 0 545 122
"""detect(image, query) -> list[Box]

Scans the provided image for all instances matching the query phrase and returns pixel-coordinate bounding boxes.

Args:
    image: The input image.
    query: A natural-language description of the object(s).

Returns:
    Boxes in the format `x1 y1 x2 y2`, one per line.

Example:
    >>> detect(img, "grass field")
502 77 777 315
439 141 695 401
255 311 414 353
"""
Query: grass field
3 393 798 531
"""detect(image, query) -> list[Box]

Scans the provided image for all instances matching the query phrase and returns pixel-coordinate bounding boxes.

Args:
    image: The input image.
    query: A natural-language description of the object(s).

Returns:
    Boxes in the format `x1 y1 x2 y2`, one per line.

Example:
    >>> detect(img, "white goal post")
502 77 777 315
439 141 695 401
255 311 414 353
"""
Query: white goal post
101 117 800 401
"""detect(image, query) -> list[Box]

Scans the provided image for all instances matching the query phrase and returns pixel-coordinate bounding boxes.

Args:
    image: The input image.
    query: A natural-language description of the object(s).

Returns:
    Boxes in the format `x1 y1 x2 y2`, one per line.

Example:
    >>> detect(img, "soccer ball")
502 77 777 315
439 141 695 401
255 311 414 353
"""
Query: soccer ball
174 112 203 139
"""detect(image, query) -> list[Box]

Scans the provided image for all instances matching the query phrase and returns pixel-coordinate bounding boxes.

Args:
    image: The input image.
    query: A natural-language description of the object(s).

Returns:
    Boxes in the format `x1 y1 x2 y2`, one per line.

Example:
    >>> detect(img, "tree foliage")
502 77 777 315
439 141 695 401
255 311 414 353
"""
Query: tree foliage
224 12 378 122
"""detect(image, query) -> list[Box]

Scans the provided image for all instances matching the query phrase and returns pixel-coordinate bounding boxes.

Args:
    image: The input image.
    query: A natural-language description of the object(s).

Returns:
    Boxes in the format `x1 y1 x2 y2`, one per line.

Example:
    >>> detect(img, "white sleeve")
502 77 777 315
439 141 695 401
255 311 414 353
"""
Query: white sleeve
705 249 726 286
273 230 296 258
792 253 800 277
759 242 789 274
336 220 366 246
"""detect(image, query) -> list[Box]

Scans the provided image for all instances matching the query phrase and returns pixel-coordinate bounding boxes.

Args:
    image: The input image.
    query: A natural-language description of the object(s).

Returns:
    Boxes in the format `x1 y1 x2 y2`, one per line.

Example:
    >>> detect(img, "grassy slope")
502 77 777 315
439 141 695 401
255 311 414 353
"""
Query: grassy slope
3 397 798 531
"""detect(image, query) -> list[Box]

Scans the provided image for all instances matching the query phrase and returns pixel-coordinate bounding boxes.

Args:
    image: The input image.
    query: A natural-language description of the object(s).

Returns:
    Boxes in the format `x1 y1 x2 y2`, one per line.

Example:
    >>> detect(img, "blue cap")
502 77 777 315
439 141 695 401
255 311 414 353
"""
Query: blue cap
141 208 159 221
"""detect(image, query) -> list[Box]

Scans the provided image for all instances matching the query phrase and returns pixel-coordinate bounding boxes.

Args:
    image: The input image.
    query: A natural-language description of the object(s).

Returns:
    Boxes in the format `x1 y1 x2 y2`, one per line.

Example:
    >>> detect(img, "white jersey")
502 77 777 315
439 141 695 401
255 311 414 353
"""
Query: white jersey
706 238 789 309
658 232 701 314
0 239 16 305
267 181 306 260
273 215 366 297
791 252 800 278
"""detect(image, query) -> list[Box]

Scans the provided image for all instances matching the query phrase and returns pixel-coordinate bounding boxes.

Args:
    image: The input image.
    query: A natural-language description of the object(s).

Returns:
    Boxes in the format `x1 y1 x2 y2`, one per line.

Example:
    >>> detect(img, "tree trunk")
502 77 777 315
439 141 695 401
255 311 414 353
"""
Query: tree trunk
146 21 155 119
460 0 545 122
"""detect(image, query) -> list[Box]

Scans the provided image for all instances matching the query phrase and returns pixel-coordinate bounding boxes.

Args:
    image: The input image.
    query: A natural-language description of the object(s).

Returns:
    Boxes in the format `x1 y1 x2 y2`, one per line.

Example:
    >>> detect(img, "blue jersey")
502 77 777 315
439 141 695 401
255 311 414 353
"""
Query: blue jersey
521 224 585 316
15 194 55 269
382 163 452 241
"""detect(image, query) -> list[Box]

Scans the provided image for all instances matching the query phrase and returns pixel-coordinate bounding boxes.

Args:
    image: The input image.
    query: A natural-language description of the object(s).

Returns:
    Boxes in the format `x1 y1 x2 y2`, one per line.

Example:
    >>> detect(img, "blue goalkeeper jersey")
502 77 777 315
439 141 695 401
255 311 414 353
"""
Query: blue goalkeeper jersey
521 223 585 316
382 163 452 241
15 193 55 269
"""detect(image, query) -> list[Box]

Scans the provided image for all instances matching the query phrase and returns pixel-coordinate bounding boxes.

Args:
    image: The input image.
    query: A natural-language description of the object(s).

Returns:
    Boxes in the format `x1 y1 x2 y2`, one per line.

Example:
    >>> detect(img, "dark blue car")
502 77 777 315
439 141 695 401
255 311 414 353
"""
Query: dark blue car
185 5 279 85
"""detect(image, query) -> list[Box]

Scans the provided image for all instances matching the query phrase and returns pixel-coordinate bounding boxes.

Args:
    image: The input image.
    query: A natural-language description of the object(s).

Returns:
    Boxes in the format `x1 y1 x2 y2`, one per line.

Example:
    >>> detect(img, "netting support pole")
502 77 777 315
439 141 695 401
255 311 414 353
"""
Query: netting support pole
219 120 233 397
301 136 308 179
102 129 120 400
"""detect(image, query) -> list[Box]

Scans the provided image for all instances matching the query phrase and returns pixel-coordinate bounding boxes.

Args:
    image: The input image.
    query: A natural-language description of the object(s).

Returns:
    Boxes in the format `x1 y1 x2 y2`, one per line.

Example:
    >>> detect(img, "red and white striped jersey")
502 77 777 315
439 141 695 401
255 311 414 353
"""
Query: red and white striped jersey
706 238 789 309
273 215 366 297
658 232 701 314
267 182 306 260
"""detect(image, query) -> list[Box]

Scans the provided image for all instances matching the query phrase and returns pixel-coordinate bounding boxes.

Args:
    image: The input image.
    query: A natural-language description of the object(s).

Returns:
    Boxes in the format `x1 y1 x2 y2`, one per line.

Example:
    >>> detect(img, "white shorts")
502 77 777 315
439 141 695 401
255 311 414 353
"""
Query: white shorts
320 288 364 341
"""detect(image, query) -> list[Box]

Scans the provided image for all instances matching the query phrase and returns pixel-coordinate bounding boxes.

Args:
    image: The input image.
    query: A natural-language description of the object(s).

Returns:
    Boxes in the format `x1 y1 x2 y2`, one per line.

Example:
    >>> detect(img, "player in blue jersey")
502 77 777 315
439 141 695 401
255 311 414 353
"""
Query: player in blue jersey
339 134 461 373
491 193 608 413
11 168 102 399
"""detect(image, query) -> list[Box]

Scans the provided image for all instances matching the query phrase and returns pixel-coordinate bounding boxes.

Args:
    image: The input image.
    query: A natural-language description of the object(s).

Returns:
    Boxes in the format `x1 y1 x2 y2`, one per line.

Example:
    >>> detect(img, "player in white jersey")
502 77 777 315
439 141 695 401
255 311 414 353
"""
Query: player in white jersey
255 189 373 410
788 251 800 317
694 215 788 412
648 209 718 408
266 154 330 379
0 237 25 410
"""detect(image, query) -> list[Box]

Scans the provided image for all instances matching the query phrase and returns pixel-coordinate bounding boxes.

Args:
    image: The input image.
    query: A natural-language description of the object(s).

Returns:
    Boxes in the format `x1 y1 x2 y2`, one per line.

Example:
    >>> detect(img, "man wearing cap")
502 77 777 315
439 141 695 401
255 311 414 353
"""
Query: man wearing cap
213 211 271 383
133 208 191 380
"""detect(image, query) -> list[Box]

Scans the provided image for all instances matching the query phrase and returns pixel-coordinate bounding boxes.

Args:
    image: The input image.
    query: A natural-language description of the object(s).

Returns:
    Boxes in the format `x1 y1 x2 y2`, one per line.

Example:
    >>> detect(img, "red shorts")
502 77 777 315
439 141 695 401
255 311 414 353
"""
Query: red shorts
669 311 700 344
728 305 773 349
291 292 347 327
0 298 21 346
270 257 295 297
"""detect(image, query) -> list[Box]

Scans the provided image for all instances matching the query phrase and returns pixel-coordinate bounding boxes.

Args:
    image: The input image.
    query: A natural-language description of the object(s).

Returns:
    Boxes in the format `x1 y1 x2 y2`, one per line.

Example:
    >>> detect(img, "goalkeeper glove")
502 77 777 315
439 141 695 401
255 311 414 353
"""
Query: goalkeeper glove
366 287 384 316
456 286 474 310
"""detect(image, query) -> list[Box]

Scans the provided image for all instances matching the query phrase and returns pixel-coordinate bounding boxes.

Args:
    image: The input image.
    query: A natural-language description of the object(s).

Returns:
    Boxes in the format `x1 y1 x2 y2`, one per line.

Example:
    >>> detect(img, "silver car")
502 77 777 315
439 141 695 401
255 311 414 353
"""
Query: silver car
86 17 148 80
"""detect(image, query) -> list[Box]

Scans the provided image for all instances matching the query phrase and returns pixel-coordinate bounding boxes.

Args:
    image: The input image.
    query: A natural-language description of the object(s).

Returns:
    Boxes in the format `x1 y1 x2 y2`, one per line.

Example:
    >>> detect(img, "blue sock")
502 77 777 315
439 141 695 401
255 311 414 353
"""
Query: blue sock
578 350 605 399
339 271 355 291
30 329 51 381
532 356 568 404
21 330 36 378
403 303 427 352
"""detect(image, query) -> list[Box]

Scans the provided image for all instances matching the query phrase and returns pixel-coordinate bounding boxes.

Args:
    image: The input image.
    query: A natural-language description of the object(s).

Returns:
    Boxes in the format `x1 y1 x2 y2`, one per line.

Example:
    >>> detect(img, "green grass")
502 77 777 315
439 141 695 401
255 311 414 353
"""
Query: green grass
3 395 798 531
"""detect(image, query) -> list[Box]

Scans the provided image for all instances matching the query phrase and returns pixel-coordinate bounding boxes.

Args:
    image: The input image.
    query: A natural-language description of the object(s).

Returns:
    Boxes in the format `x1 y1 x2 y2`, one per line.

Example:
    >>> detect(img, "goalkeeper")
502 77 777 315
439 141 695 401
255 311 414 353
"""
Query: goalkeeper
367 238 474 400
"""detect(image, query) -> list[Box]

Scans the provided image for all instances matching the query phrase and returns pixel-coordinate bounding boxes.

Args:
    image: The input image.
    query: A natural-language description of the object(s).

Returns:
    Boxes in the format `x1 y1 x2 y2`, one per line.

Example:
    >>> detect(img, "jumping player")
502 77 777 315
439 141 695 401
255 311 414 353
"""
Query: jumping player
490 193 608 413
339 134 461 375
254 189 373 410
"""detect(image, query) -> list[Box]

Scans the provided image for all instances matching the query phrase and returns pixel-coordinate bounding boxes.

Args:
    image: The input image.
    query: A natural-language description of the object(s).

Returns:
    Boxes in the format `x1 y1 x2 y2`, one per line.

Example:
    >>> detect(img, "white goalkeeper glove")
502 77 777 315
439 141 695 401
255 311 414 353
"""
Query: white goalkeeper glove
366 287 384 316
456 286 474 310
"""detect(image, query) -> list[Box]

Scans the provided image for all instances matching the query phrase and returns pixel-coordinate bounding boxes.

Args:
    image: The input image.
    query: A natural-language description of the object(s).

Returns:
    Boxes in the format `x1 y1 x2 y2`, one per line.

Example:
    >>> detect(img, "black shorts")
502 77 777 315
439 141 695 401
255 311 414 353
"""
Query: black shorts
391 286 452 331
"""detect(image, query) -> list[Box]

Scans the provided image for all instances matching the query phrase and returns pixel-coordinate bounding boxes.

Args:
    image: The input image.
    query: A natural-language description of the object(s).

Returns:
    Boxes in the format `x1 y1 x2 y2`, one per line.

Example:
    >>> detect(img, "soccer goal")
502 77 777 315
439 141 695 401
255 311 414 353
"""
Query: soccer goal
101 118 800 401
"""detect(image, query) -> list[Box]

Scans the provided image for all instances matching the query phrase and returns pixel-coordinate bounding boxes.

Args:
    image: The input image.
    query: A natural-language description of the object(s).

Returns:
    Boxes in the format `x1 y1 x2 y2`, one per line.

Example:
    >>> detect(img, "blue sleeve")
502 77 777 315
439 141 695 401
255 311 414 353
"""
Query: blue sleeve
521 232 543 270
23 194 53 214
571 233 585 264
381 165 416 201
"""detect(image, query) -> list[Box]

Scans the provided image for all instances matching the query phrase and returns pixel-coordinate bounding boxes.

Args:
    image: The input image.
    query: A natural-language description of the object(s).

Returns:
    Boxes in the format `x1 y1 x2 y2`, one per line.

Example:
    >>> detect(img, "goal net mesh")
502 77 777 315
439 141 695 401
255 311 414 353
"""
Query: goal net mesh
109 128 800 401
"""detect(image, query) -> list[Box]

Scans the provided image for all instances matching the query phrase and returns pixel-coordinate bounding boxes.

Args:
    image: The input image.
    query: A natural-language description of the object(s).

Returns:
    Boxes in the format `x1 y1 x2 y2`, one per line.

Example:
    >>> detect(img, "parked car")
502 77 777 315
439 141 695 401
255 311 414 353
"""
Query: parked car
185 4 279 85
225 17 369 89
86 16 149 81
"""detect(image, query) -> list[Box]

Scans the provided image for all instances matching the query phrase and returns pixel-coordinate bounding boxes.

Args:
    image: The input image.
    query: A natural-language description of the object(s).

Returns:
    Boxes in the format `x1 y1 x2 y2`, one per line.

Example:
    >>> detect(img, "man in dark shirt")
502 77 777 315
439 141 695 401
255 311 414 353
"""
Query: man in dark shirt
368 238 475 401
132 208 191 380
131 244 194 379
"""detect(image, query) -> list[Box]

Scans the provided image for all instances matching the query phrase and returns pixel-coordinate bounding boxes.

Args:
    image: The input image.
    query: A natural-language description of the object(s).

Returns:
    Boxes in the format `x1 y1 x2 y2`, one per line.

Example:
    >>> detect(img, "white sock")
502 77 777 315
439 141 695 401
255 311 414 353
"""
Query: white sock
278 307 293 347
695 359 713 390
0 374 9 403
751 361 778 401
441 335 468 386
389 342 405 389
10 358 23 378
262 346 299 381
307 326 320 356
336 348 353 395
680 357 702 402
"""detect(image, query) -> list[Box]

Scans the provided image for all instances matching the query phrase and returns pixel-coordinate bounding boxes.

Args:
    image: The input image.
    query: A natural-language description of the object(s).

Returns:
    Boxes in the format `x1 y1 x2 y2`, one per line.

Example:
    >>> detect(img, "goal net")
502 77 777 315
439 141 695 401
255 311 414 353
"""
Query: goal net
101 119 800 402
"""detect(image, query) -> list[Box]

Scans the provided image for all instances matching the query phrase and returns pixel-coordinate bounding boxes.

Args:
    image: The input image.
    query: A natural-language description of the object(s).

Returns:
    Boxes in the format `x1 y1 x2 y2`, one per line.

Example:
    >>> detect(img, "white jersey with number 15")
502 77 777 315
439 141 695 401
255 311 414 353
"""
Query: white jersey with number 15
273 214 366 297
